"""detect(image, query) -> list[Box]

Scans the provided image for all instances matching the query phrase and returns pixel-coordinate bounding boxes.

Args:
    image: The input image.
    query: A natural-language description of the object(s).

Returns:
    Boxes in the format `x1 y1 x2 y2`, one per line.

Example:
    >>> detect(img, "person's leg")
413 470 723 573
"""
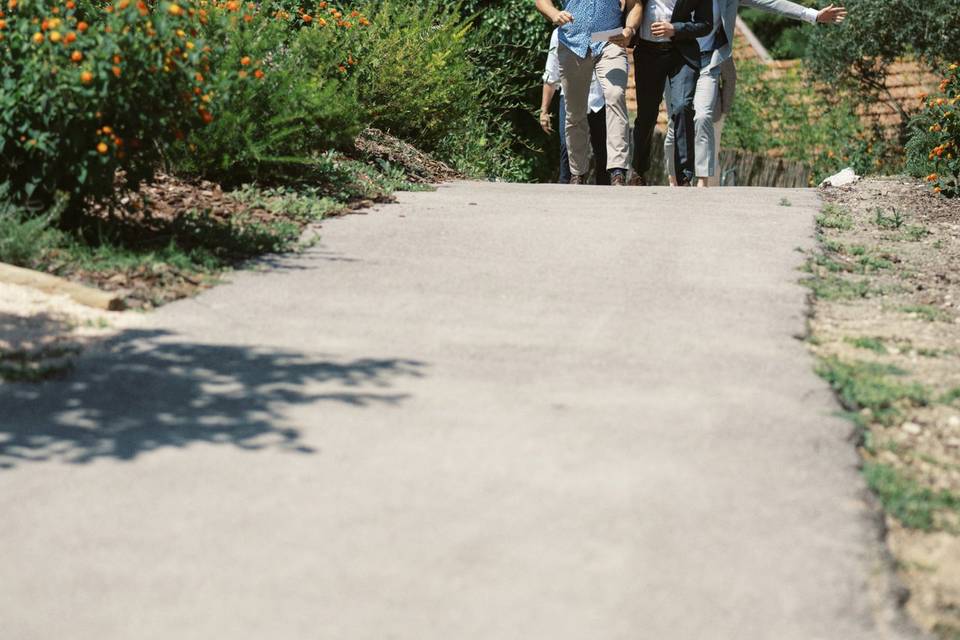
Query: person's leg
588 107 609 185
709 115 725 187
662 84 677 186
558 97 571 184
667 55 700 186
558 45 595 180
693 59 720 187
593 43 629 175
632 46 669 178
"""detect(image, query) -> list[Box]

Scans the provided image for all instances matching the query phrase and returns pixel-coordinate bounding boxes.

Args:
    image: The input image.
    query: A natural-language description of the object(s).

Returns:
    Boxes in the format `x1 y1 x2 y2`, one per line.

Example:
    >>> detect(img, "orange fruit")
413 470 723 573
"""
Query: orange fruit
76 20 87 31
253 68 264 79
240 55 250 66
96 142 109 154
32 32 44 43
167 3 181 16
0 19 6 29
49 30 61 42
70 50 82 62
64 31 76 42
112 65 121 77
80 70 93 84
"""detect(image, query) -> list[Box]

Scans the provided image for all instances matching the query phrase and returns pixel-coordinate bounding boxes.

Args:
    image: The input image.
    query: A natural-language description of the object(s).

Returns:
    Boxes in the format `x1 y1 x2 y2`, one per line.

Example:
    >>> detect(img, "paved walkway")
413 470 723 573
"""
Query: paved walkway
0 183 916 639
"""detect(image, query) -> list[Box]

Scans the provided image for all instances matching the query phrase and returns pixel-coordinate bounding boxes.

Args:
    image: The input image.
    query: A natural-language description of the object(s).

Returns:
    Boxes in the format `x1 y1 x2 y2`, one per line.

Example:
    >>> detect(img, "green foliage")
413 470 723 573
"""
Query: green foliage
864 462 960 531
458 0 553 181
348 0 478 151
805 0 960 142
900 304 951 323
723 60 875 181
739 0 817 60
846 336 887 354
816 203 853 230
0 188 68 268
169 2 363 186
873 207 905 230
906 64 960 197
816 357 930 424
0 0 214 220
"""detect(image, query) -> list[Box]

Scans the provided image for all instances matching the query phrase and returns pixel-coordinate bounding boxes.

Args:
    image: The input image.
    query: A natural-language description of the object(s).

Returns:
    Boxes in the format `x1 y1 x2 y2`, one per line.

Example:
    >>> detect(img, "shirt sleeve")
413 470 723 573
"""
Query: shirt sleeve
543 29 561 86
801 6 818 23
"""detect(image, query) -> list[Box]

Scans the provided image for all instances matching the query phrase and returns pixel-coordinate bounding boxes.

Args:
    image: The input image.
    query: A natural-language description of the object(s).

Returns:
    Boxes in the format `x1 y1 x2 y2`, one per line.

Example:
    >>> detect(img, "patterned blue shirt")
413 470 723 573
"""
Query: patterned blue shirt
557 0 623 59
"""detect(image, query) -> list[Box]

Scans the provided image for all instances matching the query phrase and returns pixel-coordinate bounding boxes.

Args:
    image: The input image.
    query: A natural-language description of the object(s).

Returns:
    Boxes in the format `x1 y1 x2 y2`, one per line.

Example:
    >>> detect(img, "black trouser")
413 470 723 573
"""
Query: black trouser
559 100 609 185
632 41 700 185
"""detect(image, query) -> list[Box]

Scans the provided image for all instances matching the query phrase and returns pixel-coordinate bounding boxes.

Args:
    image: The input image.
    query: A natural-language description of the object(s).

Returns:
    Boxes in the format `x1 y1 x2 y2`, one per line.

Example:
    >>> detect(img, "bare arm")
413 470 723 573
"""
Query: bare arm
540 83 557 133
535 0 574 26
609 0 643 47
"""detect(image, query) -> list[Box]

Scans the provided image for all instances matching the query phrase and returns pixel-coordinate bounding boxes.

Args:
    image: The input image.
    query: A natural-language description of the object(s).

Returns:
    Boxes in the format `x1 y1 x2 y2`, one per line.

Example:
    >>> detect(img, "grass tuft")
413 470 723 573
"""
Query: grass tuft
864 462 960 531
816 357 930 424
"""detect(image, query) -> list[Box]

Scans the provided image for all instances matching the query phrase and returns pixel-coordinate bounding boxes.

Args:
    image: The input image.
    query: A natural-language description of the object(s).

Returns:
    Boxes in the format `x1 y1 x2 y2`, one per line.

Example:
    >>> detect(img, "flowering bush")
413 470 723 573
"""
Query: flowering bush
906 63 960 197
0 0 217 221
167 0 365 185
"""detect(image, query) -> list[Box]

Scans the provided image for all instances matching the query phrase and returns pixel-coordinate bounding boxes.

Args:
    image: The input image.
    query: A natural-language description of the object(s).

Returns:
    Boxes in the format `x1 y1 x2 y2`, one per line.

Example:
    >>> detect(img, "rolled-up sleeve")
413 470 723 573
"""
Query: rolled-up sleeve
543 29 561 86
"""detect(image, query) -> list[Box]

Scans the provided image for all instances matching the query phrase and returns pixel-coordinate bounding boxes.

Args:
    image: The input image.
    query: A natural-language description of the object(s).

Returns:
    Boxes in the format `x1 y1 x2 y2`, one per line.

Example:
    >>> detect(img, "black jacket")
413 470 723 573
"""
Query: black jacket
635 0 713 68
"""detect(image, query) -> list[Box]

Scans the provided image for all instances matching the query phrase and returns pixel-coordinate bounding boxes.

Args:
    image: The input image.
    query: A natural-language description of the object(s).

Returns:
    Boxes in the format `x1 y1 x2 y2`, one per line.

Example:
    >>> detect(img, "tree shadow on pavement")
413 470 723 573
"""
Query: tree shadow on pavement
0 329 425 469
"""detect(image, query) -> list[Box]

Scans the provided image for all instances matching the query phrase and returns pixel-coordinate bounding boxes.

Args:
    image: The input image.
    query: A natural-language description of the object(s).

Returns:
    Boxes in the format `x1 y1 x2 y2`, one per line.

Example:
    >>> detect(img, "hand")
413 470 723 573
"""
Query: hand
539 111 553 134
650 21 675 39
816 4 846 23
608 26 636 47
552 10 574 26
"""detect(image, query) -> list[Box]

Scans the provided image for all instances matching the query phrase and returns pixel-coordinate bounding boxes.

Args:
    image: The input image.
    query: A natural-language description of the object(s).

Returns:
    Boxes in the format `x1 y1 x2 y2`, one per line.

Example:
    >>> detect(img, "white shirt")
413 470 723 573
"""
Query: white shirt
641 0 679 42
543 29 605 113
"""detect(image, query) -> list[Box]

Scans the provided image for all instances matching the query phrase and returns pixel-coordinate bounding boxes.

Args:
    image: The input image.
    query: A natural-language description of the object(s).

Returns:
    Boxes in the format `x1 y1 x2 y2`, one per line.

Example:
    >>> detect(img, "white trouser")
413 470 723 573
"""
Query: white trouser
664 56 722 182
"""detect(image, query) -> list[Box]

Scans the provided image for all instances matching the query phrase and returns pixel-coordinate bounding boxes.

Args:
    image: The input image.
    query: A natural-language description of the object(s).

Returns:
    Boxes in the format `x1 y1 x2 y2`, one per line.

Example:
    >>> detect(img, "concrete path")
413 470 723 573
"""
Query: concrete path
0 183 914 639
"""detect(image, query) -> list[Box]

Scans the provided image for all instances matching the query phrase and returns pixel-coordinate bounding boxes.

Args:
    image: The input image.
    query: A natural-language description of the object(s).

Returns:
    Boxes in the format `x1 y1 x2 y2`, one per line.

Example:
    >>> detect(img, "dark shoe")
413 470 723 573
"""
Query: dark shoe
569 175 585 185
610 169 626 186
628 174 648 186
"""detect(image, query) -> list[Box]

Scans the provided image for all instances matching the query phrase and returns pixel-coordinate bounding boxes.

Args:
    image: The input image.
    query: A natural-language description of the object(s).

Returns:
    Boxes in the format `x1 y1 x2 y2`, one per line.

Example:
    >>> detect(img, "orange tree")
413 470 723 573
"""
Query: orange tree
907 63 960 197
0 0 220 225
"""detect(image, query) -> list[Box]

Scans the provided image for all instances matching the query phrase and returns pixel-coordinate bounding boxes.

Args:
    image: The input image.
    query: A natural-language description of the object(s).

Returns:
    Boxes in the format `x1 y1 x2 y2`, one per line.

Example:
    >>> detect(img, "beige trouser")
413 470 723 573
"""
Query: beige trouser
558 43 630 177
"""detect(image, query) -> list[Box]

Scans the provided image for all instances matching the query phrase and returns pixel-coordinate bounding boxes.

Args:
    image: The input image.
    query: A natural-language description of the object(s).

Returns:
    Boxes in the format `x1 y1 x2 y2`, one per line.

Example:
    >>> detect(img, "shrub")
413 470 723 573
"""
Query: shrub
459 0 553 181
170 1 363 186
341 0 479 151
806 0 960 142
906 63 960 197
722 59 870 181
0 0 215 223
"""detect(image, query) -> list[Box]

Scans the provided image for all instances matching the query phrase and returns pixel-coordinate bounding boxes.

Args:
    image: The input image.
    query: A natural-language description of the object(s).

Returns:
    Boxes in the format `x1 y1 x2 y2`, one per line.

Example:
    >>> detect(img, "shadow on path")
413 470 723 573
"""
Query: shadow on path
0 329 424 469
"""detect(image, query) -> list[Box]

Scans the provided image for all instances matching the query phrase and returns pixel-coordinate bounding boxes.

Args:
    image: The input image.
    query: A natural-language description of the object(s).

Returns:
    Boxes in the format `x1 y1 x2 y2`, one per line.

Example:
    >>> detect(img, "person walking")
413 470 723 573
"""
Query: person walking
535 0 642 186
663 1 847 187
540 28 610 185
631 0 713 186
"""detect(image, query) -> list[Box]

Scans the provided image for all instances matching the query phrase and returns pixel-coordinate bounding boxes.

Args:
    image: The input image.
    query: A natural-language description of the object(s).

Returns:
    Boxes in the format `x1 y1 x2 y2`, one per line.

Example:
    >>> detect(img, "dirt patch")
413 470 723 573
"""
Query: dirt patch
0 282 140 382
809 176 960 637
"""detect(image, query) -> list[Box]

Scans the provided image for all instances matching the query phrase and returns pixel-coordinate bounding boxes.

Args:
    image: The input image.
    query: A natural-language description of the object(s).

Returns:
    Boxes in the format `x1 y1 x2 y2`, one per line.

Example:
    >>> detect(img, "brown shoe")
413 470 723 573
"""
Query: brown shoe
610 169 626 186
628 174 648 186
569 175 585 185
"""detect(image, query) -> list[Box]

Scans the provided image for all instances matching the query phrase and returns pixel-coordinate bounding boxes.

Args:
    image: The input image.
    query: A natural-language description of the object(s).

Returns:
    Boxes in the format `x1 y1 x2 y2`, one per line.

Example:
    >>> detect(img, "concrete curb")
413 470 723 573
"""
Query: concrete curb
0 262 125 311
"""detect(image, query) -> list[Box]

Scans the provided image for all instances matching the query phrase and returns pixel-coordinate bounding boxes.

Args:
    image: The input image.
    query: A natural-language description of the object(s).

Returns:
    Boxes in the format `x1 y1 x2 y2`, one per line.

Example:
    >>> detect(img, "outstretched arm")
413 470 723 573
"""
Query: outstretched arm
741 0 846 24
535 0 574 26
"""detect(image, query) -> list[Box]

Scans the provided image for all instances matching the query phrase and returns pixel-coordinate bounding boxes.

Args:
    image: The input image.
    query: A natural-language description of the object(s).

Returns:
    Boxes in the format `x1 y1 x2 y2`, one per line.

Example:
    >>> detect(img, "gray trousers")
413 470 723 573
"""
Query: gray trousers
665 53 721 180
558 43 630 176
